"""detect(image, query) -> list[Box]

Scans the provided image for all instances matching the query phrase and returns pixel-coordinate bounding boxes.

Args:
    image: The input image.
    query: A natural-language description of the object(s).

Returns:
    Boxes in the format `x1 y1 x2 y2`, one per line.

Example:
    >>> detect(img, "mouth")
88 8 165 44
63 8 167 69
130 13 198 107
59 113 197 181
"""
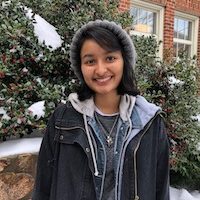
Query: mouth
94 76 112 83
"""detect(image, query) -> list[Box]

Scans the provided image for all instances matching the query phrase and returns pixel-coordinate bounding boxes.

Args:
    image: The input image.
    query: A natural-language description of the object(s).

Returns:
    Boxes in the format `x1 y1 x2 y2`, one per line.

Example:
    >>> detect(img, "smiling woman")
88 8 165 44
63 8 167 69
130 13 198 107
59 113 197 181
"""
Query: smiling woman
80 39 124 110
32 20 170 200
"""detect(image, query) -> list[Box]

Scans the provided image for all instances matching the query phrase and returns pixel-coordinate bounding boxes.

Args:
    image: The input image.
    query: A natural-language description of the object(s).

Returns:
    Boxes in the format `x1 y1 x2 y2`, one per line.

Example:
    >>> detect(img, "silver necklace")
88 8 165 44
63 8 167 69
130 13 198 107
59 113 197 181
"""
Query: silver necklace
94 112 119 147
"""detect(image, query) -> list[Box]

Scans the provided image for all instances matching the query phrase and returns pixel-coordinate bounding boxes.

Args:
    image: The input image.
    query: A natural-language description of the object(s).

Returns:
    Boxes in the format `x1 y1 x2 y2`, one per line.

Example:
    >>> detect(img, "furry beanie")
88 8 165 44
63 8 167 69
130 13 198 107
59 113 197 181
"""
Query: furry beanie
70 19 136 81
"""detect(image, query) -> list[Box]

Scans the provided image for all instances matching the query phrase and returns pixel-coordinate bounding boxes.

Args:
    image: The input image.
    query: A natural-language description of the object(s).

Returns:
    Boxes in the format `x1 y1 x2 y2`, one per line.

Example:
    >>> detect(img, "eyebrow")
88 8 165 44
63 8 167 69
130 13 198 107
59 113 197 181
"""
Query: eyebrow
81 51 119 59
81 54 94 59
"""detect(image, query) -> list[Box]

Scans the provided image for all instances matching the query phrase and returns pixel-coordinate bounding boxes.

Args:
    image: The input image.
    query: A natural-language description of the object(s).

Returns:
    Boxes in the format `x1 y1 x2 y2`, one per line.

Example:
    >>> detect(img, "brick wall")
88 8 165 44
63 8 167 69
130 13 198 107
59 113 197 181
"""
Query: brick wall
119 0 130 11
176 0 200 16
198 18 200 64
163 0 175 61
143 0 166 5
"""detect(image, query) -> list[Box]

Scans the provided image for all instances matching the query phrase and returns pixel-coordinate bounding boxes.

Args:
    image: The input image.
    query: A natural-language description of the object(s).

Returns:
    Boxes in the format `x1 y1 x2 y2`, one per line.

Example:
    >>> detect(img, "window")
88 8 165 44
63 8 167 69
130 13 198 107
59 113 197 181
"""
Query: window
173 12 199 58
131 7 156 34
130 0 164 58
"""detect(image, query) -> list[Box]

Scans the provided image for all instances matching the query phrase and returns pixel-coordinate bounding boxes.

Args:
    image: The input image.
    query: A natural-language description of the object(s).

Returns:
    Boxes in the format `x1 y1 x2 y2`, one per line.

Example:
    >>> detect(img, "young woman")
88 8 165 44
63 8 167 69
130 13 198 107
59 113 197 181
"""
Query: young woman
32 20 170 200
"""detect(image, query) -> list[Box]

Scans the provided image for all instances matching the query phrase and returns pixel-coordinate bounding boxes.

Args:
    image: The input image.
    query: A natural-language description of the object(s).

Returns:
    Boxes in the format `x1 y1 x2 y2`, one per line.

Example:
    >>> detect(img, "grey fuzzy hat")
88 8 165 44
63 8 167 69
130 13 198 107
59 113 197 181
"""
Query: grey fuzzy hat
70 19 136 81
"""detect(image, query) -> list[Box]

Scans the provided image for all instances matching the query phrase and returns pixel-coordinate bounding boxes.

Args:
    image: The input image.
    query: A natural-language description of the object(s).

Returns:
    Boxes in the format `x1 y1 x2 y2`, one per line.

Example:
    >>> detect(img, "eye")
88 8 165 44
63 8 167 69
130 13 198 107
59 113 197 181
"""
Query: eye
85 59 95 65
106 56 116 62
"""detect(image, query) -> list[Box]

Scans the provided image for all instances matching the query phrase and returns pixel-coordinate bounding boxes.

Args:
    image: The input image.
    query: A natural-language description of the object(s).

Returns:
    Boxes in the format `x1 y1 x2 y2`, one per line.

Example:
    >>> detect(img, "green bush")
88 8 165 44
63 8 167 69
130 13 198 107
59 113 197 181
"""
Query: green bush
133 35 200 189
0 0 131 140
0 0 49 139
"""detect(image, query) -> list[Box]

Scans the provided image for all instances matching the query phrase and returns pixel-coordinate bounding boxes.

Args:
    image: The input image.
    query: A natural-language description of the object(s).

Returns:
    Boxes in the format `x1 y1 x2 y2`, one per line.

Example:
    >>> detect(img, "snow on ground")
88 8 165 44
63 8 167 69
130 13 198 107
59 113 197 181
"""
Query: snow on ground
170 187 200 200
26 9 63 50
0 138 200 199
0 137 42 158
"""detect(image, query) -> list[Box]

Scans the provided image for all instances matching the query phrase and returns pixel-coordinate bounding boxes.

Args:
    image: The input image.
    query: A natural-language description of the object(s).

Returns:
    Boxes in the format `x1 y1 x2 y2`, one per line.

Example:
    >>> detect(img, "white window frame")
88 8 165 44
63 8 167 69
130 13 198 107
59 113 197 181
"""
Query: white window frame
130 0 164 58
174 11 199 58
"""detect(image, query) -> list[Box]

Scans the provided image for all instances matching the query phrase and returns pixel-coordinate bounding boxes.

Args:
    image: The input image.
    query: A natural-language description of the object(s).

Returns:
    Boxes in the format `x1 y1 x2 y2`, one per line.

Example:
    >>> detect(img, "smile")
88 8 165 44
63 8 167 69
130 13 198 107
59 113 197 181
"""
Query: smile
95 76 112 83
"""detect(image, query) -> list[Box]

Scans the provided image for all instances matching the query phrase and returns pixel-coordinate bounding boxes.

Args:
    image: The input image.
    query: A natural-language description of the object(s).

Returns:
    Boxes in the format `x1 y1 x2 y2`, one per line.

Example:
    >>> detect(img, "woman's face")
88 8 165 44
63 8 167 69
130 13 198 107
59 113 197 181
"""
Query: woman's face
80 39 124 97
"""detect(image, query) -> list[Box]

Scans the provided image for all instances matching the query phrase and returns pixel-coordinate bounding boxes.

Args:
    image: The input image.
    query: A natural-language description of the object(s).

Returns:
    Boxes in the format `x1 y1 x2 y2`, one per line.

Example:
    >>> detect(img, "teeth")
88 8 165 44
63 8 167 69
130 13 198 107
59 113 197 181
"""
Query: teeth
96 77 111 82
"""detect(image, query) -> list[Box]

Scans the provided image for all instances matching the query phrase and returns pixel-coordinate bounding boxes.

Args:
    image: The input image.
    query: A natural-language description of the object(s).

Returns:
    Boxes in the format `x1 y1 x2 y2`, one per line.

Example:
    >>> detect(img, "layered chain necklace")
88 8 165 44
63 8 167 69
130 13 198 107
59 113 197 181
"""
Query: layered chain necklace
94 112 119 147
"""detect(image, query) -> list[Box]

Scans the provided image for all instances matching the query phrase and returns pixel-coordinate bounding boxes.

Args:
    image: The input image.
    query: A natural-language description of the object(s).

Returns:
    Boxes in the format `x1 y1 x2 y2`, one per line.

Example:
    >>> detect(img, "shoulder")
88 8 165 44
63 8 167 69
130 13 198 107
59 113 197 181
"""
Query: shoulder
131 95 162 128
135 95 161 115
51 101 83 124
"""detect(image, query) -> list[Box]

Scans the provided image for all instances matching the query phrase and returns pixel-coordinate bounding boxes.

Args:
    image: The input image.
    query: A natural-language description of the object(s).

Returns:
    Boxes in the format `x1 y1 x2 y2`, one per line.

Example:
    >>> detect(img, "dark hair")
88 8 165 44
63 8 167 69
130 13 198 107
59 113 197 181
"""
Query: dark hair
75 26 140 101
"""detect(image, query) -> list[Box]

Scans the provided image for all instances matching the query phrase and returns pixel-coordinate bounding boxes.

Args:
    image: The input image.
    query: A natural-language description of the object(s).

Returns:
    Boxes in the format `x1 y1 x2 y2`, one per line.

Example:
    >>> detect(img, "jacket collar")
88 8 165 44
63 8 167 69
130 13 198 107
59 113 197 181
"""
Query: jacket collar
131 95 161 129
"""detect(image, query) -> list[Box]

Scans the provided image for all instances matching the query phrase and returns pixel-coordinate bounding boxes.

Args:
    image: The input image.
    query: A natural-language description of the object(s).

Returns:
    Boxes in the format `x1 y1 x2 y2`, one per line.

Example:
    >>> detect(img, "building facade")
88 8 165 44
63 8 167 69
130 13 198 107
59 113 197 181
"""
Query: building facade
119 0 200 63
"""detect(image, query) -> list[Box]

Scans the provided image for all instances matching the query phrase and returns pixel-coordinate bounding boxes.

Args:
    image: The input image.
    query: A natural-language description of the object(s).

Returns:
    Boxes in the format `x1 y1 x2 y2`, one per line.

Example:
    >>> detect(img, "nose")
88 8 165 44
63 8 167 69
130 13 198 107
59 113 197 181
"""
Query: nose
95 61 107 76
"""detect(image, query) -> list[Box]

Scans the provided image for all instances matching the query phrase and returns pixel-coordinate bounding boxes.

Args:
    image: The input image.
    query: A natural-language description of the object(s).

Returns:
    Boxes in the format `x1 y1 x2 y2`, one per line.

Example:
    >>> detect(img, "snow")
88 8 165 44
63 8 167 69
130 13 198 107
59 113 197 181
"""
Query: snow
195 114 200 122
1 1 11 8
0 137 42 158
170 187 200 200
169 76 184 85
26 9 63 50
27 101 45 120
0 137 200 199
0 107 10 120
191 113 200 121
197 143 200 151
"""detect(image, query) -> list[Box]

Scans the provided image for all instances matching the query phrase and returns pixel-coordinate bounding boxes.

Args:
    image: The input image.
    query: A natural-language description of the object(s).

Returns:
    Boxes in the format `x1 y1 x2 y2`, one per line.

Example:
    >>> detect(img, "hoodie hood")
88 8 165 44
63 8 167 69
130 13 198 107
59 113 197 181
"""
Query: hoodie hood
68 93 136 121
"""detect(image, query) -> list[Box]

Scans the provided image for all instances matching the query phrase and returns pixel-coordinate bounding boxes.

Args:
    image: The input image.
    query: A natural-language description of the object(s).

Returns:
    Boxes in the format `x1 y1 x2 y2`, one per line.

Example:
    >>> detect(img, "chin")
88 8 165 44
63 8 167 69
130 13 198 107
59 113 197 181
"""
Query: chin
94 88 117 96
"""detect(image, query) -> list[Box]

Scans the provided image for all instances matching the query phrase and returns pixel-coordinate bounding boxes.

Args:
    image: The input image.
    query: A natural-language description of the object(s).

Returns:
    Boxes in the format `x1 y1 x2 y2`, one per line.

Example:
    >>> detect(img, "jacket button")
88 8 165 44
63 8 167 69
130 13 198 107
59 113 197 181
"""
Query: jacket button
86 147 90 152
60 135 64 140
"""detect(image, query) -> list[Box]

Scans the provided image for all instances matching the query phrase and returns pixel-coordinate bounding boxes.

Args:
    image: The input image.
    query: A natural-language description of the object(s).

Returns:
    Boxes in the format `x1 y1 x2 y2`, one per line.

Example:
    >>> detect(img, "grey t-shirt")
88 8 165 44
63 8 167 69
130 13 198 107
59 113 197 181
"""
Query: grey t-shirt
95 112 119 200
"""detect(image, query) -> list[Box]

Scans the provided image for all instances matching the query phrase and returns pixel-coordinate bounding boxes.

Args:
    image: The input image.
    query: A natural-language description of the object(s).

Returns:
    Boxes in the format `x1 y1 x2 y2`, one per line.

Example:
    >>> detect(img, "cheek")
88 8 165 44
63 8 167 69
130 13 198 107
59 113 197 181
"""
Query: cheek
117 63 124 78
81 66 86 78
81 66 92 80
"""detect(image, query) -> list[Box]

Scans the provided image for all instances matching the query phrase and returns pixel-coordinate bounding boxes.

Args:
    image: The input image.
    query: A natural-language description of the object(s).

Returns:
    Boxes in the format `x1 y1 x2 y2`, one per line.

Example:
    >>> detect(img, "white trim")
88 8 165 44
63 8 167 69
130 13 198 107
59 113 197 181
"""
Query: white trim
174 38 192 45
174 11 199 57
130 0 164 58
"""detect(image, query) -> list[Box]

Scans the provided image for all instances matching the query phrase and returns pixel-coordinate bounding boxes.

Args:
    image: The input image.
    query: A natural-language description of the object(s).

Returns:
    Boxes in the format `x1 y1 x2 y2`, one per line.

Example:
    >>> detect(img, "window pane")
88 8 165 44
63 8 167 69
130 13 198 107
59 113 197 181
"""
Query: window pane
187 22 192 40
130 7 156 34
139 9 147 24
178 43 184 53
173 42 178 57
132 8 138 25
174 17 192 41
184 44 191 56
147 12 153 26
180 19 185 39
174 18 178 38
173 42 191 57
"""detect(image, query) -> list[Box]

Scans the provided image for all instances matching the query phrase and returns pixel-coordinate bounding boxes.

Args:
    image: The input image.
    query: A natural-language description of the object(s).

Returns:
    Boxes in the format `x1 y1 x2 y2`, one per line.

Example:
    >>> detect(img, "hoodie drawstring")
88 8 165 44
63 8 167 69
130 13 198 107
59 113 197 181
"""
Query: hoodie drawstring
83 113 99 176
124 112 139 200
128 115 139 200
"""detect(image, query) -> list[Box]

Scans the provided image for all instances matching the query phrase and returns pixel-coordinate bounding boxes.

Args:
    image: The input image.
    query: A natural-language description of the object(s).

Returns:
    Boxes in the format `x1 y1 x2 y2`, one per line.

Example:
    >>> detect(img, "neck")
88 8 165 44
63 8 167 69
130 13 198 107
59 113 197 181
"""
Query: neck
94 93 121 114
